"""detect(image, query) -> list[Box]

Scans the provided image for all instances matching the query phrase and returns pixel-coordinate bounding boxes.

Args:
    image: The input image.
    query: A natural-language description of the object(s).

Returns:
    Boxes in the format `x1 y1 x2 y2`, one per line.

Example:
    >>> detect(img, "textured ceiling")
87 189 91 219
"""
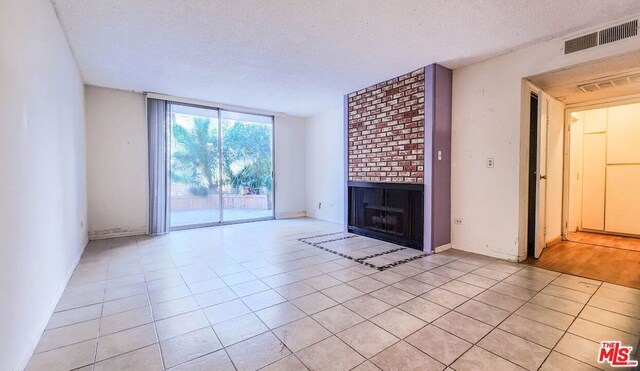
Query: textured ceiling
529 51 640 104
51 0 640 116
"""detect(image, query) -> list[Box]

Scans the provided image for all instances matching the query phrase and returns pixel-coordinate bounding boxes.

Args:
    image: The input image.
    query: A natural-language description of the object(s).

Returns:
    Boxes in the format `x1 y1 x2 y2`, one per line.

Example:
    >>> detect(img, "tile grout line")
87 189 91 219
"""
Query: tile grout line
407 259 569 368
90 240 112 368
170 237 237 371
456 266 605 370
29 225 639 371
532 279 604 370
138 237 169 371
411 257 527 368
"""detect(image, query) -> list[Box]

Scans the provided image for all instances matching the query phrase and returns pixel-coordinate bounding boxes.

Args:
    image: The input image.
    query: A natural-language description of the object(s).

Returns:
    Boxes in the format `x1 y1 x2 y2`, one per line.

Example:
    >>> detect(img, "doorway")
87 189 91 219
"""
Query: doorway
522 96 640 288
168 102 275 229
522 55 640 287
524 87 562 260
564 101 640 248
526 93 540 258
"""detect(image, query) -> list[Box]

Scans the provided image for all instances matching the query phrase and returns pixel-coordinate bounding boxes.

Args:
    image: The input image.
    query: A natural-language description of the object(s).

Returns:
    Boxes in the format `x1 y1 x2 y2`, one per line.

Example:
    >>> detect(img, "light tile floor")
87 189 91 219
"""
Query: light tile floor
26 218 640 371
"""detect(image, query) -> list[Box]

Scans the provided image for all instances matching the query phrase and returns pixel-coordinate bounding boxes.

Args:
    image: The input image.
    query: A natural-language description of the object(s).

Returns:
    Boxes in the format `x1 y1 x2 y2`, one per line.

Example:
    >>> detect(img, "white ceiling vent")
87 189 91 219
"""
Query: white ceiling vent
578 72 640 92
565 19 638 55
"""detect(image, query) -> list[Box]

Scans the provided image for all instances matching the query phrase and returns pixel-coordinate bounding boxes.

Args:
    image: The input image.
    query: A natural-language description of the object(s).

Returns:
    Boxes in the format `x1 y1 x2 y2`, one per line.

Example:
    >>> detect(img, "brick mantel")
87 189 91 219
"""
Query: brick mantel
347 68 425 184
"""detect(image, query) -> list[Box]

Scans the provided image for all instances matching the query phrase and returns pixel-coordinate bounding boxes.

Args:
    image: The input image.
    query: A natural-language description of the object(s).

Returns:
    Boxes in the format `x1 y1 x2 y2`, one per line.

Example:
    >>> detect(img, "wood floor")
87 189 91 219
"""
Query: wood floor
527 238 640 289
568 231 640 252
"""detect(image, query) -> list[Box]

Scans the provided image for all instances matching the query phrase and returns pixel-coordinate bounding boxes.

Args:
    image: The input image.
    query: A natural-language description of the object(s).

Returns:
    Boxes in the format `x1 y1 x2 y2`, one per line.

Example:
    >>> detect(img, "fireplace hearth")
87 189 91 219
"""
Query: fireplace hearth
348 182 424 250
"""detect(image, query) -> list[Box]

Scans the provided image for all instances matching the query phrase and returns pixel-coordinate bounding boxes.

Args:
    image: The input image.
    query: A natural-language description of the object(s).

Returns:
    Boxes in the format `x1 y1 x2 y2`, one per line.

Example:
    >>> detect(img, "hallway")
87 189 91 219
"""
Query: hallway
528 238 640 289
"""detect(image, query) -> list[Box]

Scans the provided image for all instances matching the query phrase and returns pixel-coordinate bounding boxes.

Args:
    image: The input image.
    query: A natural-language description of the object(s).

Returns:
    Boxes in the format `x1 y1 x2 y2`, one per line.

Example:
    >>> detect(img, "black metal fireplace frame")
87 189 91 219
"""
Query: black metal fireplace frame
347 181 424 250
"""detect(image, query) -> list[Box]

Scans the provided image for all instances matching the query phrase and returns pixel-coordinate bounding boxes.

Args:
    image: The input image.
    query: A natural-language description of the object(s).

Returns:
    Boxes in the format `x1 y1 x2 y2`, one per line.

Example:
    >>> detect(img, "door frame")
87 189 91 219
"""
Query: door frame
522 81 554 259
561 93 640 239
526 91 540 258
527 90 549 259
167 100 276 231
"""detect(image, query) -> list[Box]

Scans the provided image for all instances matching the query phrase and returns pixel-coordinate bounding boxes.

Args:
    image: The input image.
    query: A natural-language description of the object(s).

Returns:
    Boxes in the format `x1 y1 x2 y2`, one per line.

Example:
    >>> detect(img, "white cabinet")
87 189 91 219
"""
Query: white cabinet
607 104 640 164
605 165 640 235
578 104 640 236
583 108 607 133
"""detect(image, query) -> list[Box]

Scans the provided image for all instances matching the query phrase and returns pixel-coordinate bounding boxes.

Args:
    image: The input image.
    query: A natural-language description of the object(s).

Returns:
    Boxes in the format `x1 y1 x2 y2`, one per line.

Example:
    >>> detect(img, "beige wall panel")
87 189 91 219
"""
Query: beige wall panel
605 164 640 235
582 133 606 230
569 116 584 232
607 103 640 164
583 108 607 133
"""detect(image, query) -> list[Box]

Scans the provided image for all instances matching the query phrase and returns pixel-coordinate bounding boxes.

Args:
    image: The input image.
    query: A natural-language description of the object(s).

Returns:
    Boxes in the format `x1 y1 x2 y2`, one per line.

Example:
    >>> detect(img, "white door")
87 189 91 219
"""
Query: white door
534 97 548 258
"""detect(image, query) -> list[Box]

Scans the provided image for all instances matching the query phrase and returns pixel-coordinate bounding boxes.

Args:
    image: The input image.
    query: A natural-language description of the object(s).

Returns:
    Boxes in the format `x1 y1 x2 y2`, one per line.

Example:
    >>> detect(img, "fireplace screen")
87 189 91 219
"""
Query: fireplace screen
348 182 423 249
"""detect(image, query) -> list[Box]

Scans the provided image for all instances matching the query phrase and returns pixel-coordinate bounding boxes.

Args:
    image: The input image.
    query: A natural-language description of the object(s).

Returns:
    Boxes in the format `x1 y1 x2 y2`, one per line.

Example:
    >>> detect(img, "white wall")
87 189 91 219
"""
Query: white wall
451 15 640 261
274 114 307 218
304 105 345 224
85 86 148 238
0 0 88 370
85 88 307 234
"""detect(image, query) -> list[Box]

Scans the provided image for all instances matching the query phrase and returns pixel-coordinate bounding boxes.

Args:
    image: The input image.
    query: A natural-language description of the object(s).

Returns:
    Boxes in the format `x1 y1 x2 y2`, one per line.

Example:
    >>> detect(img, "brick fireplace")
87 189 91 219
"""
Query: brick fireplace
347 68 425 183
346 65 451 251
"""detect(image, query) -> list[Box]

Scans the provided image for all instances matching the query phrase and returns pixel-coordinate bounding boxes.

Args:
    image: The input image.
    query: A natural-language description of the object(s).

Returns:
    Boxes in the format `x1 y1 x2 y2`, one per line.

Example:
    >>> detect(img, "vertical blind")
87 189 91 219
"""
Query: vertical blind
147 98 169 235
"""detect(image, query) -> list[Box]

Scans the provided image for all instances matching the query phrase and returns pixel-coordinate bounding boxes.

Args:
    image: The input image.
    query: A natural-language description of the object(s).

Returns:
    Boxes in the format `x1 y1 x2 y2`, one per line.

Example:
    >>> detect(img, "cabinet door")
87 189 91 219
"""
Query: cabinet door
605 165 640 235
607 104 640 164
582 133 606 231
583 108 607 133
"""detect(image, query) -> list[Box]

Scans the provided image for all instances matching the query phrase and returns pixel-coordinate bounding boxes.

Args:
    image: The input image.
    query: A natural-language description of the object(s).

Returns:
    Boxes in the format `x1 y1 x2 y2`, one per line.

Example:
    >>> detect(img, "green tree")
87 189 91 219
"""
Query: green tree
170 116 218 196
170 115 272 199
221 120 272 195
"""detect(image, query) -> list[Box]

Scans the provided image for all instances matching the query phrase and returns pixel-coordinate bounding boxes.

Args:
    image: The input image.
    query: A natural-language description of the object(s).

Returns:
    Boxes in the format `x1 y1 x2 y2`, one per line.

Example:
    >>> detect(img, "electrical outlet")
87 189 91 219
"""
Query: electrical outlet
487 158 494 168
454 218 463 225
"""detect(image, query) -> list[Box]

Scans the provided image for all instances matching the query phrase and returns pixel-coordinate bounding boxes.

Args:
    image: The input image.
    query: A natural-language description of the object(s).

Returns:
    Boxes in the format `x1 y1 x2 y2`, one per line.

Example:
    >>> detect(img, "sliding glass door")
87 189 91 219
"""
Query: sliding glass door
220 111 274 222
169 104 221 227
169 103 274 229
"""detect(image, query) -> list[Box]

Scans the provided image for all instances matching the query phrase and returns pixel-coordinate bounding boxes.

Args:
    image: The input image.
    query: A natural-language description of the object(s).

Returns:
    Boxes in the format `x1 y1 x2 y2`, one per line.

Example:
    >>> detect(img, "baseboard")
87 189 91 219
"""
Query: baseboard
579 229 640 239
452 244 521 262
434 243 451 253
89 227 147 240
14 237 88 371
275 210 306 219
546 235 562 247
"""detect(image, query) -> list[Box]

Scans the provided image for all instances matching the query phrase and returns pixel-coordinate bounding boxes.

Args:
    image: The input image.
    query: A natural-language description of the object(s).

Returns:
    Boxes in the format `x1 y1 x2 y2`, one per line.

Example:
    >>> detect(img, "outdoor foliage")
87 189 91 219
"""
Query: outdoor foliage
171 117 218 191
170 115 272 197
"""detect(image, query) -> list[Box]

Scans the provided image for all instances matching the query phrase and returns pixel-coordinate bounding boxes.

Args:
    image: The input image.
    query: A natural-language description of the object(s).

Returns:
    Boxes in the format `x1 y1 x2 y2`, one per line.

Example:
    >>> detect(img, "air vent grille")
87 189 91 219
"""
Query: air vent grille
565 32 598 54
599 20 638 45
578 72 640 93
564 19 638 55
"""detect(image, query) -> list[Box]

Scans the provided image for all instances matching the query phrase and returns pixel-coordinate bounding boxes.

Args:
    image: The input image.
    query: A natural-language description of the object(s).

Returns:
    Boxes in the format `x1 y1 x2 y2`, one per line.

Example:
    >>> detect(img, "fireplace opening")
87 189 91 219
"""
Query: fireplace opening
348 182 424 250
